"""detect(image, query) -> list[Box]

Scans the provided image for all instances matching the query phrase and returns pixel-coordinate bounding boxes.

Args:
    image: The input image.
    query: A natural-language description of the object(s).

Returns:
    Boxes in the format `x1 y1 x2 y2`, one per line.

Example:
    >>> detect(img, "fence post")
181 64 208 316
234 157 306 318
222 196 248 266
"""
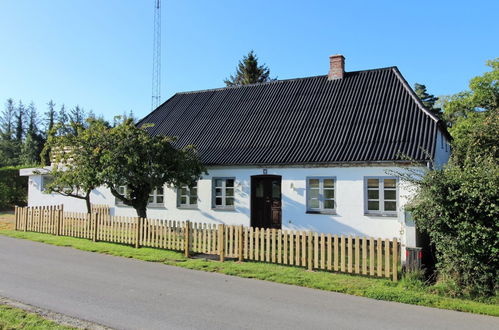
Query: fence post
93 212 99 242
135 217 142 248
218 224 225 262
392 238 398 281
238 225 244 262
24 207 28 232
307 231 313 271
14 206 18 231
56 207 62 236
184 221 191 258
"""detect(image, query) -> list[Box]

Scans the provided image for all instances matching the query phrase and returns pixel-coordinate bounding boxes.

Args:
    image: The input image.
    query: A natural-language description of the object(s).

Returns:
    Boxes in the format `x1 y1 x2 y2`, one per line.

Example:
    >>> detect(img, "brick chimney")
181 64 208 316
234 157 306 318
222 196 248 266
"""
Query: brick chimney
328 54 345 80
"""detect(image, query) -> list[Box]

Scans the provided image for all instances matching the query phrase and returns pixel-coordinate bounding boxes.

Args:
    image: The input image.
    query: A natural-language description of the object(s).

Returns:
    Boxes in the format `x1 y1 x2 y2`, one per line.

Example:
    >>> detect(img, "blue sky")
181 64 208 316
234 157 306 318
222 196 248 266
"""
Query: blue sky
0 0 497 121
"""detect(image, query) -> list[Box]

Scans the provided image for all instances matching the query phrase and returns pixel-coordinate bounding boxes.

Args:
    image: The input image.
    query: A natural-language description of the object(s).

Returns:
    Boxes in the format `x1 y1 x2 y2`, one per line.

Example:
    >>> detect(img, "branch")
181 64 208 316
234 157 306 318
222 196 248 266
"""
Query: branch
109 186 133 207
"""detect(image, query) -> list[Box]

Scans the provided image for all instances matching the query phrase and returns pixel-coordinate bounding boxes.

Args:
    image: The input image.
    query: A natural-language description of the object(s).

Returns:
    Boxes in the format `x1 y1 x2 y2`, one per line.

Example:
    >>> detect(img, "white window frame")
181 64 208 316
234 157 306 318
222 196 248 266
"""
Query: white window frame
212 177 235 210
177 182 198 209
148 186 165 207
306 177 336 214
364 176 398 216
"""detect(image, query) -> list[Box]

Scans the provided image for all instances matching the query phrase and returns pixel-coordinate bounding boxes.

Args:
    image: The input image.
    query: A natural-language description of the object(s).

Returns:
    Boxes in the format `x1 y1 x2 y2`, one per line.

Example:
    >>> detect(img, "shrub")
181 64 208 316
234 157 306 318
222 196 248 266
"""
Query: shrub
408 156 498 297
0 166 28 210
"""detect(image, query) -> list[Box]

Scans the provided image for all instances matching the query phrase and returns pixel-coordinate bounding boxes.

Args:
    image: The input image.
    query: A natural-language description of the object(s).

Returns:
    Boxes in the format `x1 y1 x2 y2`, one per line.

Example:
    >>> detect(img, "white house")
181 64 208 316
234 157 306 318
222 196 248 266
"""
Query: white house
21 55 451 254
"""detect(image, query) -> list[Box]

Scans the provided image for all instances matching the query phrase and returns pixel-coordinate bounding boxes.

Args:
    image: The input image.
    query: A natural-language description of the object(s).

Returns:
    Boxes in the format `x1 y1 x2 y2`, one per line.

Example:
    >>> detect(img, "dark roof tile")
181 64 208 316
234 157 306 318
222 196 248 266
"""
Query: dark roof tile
138 67 444 166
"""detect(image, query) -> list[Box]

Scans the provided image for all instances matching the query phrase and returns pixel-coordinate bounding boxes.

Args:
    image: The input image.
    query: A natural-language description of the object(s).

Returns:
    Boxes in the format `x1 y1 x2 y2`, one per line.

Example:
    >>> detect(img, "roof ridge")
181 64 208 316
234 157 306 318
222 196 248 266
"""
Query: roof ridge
390 67 440 123
175 66 397 95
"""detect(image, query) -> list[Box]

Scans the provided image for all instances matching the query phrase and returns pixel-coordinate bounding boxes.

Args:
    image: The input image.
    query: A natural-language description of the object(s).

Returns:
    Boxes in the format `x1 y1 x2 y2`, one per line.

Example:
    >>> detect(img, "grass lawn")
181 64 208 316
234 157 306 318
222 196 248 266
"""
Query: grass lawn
0 211 15 231
0 304 73 330
1 229 498 317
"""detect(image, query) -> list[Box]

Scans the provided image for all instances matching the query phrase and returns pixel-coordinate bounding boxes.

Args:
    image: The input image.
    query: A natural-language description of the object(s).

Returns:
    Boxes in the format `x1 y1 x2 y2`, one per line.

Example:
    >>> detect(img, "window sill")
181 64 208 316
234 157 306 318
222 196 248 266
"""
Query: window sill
212 207 236 211
306 210 337 215
147 204 166 209
364 212 398 218
177 206 198 210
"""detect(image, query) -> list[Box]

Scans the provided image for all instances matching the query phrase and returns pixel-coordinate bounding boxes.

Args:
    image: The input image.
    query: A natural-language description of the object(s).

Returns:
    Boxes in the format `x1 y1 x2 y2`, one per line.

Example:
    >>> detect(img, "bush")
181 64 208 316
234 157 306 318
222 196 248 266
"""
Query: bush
408 156 498 297
0 166 28 210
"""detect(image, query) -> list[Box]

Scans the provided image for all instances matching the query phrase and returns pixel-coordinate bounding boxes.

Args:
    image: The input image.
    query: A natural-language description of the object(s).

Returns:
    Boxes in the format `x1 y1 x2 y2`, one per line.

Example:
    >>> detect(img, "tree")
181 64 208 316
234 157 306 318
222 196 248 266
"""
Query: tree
224 51 275 86
100 118 205 218
41 119 108 213
405 59 499 297
20 103 44 165
69 105 86 135
1 99 15 140
0 99 19 166
414 83 441 116
15 100 25 142
44 100 57 134
442 58 498 141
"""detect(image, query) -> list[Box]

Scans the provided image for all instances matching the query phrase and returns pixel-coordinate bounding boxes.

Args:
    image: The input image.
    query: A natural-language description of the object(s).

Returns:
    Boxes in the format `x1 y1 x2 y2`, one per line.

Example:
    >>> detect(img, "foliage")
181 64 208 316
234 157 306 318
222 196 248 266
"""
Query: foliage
100 118 205 218
0 166 28 210
1 230 498 316
41 119 109 213
407 156 498 297
0 98 100 167
406 59 499 298
442 58 498 125
414 83 441 116
224 50 275 86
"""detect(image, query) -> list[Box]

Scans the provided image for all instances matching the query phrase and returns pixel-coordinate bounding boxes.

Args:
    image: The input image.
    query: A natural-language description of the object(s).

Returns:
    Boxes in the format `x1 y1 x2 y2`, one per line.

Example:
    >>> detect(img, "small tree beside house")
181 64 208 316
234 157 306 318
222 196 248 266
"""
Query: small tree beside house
100 119 205 218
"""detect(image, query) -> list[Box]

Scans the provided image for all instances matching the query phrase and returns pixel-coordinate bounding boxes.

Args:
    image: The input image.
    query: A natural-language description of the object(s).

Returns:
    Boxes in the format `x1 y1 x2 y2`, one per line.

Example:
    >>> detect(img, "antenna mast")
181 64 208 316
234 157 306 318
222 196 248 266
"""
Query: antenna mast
151 0 161 110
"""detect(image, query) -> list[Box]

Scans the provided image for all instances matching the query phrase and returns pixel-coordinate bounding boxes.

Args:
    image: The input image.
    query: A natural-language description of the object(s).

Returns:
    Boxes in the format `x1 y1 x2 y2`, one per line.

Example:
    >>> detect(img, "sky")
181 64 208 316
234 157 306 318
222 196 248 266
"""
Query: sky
0 0 497 121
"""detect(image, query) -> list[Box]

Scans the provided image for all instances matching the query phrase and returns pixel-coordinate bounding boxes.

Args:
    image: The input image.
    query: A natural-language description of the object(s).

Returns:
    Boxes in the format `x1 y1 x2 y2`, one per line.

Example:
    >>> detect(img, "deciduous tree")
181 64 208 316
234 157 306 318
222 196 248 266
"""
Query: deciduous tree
101 118 205 218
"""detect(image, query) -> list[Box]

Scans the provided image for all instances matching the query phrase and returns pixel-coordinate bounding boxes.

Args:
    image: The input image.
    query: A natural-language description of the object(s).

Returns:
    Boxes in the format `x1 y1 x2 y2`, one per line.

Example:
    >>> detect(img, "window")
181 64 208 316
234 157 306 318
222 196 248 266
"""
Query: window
365 177 398 216
212 177 235 209
178 182 198 208
115 185 128 206
306 177 336 213
148 187 165 207
41 175 54 191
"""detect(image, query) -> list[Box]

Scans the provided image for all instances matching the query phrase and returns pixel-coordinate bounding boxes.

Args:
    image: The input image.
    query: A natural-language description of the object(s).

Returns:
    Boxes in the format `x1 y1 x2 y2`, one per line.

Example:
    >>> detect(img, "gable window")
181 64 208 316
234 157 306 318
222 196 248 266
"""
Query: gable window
178 183 198 208
148 187 165 207
365 177 398 216
306 177 336 214
212 177 235 210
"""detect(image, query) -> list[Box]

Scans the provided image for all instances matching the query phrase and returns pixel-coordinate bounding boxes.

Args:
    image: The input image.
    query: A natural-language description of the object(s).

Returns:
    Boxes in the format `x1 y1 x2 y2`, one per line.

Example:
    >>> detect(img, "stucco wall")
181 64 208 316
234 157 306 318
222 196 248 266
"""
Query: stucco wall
26 165 420 252
434 130 451 168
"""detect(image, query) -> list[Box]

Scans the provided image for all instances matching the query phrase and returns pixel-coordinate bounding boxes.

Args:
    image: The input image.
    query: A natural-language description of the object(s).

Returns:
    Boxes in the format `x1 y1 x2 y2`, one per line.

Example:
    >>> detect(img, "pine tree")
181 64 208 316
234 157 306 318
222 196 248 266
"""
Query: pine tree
224 51 274 86
15 100 25 142
0 99 19 166
1 99 15 140
69 105 86 134
414 83 441 116
44 100 57 134
20 102 44 165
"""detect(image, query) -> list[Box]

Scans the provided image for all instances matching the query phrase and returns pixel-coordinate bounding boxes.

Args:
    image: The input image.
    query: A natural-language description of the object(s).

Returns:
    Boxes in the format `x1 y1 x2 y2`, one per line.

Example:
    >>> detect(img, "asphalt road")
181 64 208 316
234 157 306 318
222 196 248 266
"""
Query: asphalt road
0 236 497 330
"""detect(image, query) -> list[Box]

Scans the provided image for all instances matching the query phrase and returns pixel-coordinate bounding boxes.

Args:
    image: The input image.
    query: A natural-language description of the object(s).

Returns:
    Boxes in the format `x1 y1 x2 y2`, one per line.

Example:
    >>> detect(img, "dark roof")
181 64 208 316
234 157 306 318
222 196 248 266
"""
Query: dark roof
139 66 445 166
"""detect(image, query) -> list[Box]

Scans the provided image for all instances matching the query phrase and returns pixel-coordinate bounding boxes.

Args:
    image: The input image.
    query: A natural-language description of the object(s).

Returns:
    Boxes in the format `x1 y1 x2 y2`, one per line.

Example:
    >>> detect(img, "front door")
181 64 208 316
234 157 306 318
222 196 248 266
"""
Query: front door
251 175 282 229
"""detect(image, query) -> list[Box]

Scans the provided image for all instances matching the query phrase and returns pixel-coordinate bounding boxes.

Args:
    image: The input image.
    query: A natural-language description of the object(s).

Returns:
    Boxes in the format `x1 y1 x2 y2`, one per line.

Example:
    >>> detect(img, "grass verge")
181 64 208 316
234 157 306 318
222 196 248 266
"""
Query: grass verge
0 304 73 330
1 230 498 317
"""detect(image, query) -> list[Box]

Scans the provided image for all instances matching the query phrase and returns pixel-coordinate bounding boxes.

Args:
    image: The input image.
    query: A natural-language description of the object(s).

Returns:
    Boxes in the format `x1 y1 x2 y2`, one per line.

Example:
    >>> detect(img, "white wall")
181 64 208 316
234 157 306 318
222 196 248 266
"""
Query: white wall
434 130 451 168
25 165 421 252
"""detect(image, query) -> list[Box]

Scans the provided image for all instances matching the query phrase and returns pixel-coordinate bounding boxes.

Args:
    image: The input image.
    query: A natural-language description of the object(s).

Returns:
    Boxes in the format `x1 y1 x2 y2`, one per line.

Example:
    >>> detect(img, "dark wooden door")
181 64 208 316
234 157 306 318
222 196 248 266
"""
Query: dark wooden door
251 175 281 229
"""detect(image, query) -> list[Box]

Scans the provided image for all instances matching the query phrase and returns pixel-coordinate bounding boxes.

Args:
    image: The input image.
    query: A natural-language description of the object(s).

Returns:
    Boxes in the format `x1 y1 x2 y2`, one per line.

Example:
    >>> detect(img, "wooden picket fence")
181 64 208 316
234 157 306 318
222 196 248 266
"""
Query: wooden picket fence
14 205 399 281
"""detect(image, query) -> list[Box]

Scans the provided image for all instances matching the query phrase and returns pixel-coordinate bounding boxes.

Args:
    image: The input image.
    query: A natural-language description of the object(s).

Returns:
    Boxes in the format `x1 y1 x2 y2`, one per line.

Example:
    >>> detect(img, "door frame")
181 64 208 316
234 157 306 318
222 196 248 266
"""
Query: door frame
250 174 282 229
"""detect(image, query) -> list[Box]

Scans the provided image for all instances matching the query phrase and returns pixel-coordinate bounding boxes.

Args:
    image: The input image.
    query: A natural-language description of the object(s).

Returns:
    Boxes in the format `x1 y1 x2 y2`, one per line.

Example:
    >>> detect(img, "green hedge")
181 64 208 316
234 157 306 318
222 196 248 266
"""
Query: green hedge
0 166 28 210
